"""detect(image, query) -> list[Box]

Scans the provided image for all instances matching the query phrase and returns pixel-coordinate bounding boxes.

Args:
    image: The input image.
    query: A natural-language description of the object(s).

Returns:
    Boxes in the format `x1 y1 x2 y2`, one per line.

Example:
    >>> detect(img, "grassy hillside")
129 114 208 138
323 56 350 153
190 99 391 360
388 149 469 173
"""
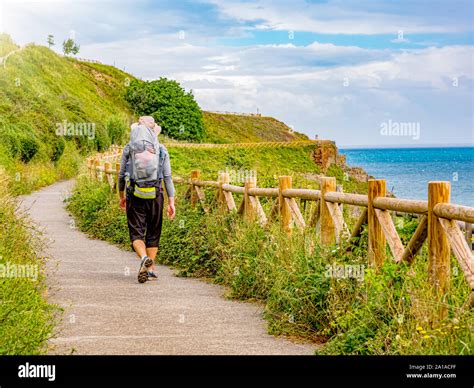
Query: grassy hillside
202 111 309 143
0 34 19 57
0 34 133 194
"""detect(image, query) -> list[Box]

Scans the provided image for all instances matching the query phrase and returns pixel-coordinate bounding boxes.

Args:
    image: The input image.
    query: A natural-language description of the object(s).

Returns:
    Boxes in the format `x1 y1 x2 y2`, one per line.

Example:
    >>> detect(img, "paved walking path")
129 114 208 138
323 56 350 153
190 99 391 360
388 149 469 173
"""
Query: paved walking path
21 180 315 355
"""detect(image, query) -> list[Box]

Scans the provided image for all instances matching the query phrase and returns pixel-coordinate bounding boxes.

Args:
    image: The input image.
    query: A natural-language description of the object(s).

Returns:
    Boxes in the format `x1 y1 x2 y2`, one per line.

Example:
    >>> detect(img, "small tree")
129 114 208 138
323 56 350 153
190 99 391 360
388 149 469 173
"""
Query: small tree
47 34 55 48
62 38 80 56
125 78 205 141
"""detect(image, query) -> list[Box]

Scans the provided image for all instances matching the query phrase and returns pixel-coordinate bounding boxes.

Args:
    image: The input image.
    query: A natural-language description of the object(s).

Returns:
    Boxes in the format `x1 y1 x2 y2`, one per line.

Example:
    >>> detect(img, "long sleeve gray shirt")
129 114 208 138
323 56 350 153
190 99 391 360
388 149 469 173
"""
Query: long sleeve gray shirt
118 144 175 197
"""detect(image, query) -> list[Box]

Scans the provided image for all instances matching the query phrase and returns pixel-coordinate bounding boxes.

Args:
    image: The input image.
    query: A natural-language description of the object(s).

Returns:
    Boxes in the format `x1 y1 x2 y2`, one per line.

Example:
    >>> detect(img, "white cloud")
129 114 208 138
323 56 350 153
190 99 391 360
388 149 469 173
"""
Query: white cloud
79 35 473 145
205 0 471 35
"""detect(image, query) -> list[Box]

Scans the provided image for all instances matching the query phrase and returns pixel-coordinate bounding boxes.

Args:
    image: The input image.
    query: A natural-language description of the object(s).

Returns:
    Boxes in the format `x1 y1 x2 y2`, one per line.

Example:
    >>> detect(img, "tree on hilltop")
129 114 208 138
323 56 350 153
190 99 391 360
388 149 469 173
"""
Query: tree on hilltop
62 38 80 56
47 34 55 48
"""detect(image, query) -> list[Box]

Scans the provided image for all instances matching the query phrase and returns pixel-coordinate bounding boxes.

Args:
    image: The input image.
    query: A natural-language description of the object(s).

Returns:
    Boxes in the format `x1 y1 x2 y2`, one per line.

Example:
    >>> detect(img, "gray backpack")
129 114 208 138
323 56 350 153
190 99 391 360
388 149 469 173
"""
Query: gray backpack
129 124 159 198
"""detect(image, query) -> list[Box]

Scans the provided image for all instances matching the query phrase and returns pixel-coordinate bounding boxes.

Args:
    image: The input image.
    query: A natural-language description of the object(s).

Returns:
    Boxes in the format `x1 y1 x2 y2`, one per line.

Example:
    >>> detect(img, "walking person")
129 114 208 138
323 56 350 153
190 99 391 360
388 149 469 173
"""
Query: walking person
118 116 175 283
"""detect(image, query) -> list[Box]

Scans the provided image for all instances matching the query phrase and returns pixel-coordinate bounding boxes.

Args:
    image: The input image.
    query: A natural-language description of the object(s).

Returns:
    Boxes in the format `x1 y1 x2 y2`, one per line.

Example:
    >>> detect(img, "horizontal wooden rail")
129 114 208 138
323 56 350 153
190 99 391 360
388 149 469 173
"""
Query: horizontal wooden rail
248 187 279 197
191 179 220 188
434 203 474 224
173 177 185 184
373 197 428 214
324 192 368 207
221 184 245 194
282 188 321 200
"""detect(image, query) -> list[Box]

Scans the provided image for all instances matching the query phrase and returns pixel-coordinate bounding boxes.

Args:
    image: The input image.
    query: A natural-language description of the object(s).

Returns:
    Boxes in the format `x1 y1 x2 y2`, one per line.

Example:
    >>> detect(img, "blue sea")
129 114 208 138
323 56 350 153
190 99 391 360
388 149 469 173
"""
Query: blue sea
339 147 474 207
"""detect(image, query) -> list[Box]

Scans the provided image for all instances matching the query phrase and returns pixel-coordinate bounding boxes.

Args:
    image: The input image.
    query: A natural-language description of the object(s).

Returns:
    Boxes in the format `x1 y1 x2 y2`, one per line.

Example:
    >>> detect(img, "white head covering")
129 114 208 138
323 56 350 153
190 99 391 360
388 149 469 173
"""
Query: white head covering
137 116 161 135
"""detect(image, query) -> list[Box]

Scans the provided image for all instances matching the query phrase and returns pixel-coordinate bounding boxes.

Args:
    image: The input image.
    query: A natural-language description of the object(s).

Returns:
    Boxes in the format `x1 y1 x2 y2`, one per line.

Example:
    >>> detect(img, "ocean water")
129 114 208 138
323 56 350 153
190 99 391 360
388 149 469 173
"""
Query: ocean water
339 147 474 207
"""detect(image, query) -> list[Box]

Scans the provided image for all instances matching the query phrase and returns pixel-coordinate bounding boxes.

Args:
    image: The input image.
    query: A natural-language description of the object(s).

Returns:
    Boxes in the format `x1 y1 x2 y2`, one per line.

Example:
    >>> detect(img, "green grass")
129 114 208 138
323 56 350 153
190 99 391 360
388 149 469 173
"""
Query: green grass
202 111 309 143
0 172 58 354
168 144 317 179
0 34 19 57
0 37 134 194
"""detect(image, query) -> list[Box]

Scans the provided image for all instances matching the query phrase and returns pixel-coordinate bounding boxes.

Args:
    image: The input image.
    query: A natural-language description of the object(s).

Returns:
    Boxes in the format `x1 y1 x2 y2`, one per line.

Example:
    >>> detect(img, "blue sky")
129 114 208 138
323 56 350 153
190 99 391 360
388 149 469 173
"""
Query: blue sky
1 0 473 146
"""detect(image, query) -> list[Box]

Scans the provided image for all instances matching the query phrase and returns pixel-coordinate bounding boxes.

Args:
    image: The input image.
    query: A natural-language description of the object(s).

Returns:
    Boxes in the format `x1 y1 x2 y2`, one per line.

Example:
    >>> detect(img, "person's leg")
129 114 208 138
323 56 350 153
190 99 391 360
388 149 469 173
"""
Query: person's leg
146 247 158 271
146 247 158 259
145 192 164 273
126 193 151 283
132 240 148 259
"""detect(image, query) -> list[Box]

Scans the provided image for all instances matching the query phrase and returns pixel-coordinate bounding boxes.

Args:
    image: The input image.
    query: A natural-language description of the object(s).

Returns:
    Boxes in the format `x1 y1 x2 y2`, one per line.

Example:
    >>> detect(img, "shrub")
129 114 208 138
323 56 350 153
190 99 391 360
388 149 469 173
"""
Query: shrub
50 135 65 162
106 115 127 145
0 126 21 158
18 132 40 162
125 78 205 141
92 124 111 152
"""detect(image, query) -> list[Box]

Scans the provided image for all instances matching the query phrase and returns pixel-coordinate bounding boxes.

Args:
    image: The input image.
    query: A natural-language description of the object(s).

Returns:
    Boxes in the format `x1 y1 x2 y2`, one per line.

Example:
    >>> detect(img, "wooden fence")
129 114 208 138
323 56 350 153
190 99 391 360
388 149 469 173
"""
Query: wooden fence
158 140 332 149
87 146 474 313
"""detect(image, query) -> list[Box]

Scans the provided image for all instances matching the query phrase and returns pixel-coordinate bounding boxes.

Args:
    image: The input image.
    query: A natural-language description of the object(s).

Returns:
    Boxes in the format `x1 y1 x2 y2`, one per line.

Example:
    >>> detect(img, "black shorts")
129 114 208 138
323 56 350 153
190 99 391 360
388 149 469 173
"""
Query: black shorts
126 188 164 248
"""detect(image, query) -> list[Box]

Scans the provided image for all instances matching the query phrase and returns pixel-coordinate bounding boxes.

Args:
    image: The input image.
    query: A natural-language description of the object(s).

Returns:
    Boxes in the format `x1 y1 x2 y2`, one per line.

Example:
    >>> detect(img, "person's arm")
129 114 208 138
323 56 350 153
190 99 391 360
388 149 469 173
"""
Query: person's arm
162 150 176 219
118 144 130 210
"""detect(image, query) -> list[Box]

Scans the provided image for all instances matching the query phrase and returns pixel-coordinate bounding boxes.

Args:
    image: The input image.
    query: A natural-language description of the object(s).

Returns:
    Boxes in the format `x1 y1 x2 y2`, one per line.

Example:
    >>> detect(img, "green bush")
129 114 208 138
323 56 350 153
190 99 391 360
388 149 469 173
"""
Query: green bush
18 132 40 162
125 78 205 141
106 115 127 145
92 124 111 152
0 126 21 158
49 135 65 162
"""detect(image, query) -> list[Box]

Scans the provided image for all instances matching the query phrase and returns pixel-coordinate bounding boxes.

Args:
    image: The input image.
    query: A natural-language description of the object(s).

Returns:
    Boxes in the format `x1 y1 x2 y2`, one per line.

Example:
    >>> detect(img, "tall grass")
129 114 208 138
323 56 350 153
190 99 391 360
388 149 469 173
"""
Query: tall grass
0 171 58 354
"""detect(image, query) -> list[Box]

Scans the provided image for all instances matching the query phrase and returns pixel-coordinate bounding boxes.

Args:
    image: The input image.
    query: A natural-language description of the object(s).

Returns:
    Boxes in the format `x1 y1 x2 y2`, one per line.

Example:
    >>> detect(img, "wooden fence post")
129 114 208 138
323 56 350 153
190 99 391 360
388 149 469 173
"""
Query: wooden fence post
190 170 200 207
428 181 451 304
320 177 336 245
244 177 257 222
279 176 292 234
465 222 473 251
92 158 98 181
104 162 112 190
115 163 121 195
337 184 344 212
98 160 104 182
218 172 230 211
368 179 386 268
86 158 92 179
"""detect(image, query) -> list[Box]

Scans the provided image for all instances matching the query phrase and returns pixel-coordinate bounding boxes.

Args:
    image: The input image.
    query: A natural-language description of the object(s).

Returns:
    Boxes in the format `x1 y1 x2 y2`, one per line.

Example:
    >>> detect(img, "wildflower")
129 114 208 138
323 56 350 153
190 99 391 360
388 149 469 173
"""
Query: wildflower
416 326 423 331
420 330 427 335
454 326 460 329
423 335 430 339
